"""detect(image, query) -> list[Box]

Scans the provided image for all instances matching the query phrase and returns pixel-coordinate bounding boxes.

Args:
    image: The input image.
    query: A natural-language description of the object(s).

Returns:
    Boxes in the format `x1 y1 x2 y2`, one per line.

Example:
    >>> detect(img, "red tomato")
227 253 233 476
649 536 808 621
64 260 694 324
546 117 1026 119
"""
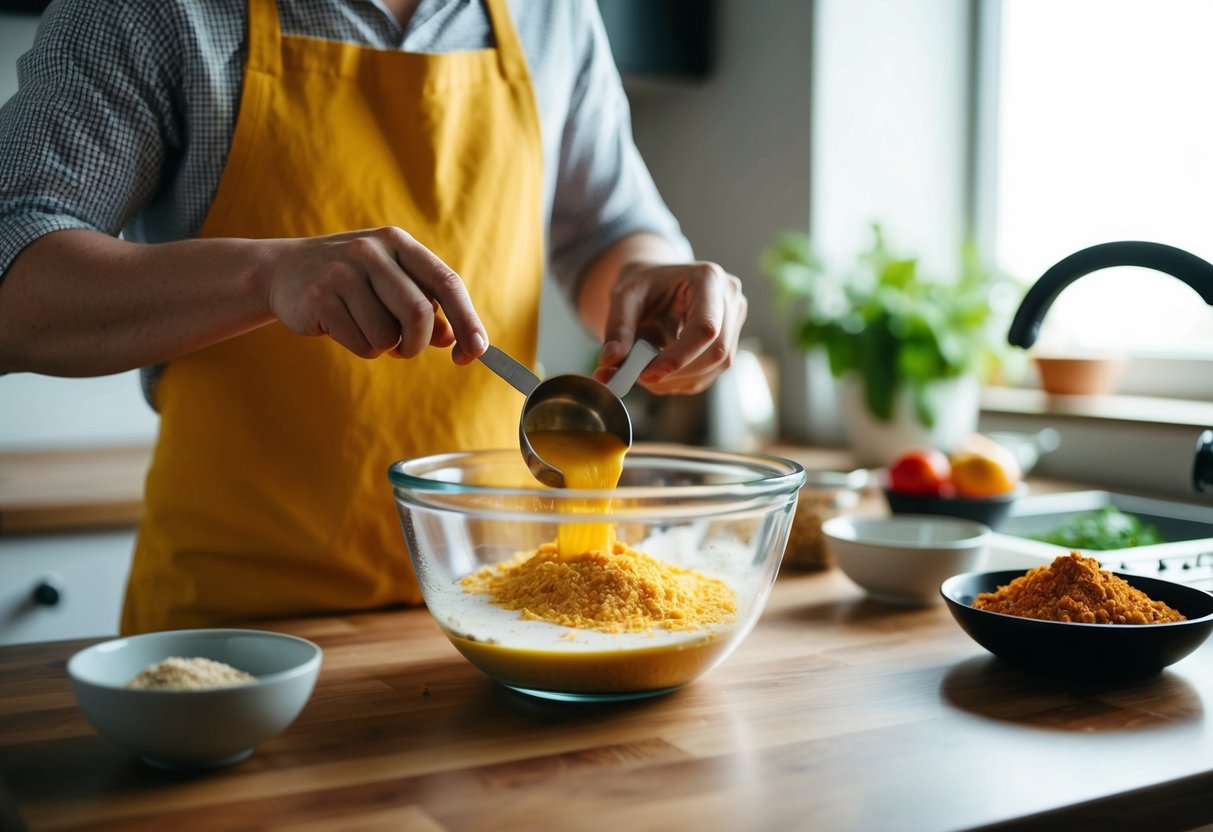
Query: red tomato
888 447 954 496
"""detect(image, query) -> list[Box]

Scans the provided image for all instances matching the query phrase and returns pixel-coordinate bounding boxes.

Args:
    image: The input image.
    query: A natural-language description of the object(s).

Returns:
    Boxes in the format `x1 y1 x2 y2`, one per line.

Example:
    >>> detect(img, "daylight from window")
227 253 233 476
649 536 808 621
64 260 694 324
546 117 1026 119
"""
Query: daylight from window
995 0 1213 357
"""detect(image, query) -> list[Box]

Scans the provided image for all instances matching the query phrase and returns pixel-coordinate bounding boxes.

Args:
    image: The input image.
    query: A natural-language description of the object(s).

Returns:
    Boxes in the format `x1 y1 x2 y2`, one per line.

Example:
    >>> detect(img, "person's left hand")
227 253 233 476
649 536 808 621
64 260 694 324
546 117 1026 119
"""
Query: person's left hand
593 260 747 395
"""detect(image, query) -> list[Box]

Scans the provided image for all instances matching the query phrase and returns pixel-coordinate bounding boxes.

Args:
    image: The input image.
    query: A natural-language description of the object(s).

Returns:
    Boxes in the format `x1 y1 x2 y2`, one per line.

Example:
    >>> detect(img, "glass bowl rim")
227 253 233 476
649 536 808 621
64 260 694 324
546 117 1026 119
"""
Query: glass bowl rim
387 443 806 501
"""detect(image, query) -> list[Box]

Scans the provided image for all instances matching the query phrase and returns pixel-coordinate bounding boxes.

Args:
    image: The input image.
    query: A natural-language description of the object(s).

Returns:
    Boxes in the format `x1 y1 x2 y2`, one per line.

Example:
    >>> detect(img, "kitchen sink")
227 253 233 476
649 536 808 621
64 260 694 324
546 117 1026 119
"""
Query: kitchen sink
986 490 1213 591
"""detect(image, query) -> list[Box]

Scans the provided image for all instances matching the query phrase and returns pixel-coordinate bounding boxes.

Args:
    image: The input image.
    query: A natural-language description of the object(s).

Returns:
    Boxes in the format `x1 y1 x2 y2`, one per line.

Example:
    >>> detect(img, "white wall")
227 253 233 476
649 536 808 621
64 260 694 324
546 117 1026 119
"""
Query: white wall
810 0 970 274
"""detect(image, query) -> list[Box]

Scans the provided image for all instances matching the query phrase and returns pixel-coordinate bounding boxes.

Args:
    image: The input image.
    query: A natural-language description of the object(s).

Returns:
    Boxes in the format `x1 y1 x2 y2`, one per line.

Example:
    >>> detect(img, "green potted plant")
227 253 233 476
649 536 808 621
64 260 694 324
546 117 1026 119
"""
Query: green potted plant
761 224 1022 465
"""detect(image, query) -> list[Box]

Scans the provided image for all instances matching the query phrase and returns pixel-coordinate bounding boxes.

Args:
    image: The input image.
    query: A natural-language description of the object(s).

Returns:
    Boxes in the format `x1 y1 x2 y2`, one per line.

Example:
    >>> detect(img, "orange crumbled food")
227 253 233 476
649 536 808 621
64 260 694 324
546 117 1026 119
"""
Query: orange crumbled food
973 552 1186 624
460 541 736 634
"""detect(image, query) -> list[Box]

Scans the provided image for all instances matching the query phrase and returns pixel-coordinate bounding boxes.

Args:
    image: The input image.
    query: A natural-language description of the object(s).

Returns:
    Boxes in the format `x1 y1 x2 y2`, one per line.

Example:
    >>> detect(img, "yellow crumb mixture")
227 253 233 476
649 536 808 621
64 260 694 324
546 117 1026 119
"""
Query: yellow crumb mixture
974 552 1186 624
461 541 736 634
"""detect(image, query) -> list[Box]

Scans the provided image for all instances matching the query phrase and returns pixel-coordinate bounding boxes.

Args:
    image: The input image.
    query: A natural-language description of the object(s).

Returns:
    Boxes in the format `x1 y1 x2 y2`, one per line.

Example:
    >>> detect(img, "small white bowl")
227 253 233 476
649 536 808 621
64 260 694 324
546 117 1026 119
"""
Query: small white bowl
823 515 991 605
68 628 322 770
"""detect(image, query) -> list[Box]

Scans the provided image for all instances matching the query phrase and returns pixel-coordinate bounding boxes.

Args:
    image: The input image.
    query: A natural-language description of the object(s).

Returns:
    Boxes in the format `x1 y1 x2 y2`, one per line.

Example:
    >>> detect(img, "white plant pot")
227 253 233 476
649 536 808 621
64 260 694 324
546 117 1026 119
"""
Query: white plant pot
837 375 980 467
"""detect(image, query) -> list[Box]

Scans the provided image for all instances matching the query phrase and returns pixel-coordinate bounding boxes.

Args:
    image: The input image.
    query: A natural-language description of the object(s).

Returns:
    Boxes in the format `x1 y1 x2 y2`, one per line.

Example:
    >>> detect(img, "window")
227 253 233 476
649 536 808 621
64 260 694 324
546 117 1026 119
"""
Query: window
988 0 1213 393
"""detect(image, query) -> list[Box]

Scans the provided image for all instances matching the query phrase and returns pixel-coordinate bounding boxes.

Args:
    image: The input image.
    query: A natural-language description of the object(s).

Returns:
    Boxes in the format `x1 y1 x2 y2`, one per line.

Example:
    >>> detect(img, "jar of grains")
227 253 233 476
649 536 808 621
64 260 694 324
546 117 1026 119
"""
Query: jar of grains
783 469 870 570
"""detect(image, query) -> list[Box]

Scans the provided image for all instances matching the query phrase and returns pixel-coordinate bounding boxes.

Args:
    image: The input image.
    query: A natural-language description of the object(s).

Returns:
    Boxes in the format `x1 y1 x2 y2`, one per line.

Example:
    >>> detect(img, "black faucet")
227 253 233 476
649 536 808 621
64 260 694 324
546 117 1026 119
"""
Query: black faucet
1005 240 1213 492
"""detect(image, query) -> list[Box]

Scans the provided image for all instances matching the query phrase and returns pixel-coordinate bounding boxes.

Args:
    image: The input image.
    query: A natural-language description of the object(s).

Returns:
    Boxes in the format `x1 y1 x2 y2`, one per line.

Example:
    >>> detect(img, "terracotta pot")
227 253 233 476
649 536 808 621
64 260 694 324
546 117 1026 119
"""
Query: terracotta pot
1033 355 1126 396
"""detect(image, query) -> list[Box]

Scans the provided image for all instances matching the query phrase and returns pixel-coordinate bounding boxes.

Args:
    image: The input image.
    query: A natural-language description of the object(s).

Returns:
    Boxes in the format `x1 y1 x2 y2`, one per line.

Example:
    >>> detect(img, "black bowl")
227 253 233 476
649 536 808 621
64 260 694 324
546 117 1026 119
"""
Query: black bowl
941 569 1213 681
883 483 1026 531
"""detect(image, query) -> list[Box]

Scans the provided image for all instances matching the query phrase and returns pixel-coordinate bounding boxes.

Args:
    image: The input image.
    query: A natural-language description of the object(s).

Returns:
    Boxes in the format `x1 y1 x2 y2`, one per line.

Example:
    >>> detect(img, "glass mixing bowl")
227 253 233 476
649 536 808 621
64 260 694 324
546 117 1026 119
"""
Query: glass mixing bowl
388 444 805 702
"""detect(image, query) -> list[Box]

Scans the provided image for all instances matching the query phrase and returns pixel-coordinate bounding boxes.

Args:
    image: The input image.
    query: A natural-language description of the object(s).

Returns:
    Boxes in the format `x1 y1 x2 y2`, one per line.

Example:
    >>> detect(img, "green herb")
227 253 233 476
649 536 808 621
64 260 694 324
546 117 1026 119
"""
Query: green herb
1032 506 1166 550
760 224 1022 427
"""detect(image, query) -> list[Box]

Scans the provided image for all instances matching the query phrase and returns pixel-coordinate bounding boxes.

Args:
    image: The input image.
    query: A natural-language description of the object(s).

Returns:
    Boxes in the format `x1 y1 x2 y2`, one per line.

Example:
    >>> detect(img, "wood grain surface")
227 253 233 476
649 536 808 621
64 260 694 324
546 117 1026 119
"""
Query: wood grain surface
0 445 151 534
4 567 1213 832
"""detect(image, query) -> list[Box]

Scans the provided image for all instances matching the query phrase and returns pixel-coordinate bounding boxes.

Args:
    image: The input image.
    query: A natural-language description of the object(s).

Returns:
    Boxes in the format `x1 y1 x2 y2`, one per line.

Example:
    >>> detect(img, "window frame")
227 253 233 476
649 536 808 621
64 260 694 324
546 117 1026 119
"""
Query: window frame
971 0 1213 403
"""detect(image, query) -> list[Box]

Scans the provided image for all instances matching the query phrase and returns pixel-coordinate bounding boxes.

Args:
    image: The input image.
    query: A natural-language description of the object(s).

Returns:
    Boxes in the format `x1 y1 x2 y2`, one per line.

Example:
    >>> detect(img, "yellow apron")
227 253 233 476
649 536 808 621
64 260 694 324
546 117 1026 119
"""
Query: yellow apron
122 0 544 634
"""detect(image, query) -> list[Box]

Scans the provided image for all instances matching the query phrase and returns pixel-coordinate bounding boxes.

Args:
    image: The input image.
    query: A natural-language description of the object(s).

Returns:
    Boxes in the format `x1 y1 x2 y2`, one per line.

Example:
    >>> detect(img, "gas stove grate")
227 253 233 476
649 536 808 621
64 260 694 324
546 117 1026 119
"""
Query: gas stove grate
1103 550 1213 591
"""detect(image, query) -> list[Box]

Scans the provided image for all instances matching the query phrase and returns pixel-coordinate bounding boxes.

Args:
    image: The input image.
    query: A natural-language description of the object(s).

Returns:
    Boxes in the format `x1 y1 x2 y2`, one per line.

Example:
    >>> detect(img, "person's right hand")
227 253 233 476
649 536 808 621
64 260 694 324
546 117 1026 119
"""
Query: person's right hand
263 226 488 365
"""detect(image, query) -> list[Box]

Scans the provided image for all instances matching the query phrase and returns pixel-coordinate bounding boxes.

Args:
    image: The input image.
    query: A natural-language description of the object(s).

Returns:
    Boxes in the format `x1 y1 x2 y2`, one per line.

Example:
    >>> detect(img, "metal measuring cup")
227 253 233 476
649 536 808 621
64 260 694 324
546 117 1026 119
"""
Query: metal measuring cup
477 340 660 487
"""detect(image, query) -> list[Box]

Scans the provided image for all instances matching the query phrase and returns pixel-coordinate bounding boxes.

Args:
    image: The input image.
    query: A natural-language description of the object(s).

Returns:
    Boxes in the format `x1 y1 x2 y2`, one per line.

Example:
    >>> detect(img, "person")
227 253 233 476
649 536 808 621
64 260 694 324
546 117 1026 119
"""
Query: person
0 0 747 634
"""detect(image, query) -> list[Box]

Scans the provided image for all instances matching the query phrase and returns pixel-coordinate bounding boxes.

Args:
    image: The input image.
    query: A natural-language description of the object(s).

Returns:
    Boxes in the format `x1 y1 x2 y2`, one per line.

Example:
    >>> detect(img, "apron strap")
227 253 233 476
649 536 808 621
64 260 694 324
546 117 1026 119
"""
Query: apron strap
484 0 529 81
246 0 284 76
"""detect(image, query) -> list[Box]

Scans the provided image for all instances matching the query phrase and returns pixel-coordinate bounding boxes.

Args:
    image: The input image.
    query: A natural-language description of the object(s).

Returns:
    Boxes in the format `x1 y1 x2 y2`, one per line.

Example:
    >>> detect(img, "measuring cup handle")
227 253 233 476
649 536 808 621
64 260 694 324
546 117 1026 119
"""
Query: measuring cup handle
605 339 660 398
477 346 541 396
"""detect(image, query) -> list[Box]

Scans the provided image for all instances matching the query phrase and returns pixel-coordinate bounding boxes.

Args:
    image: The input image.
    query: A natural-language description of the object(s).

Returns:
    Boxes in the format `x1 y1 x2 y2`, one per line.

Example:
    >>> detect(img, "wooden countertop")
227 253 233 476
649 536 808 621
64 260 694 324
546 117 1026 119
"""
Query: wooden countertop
0 445 151 534
4 569 1213 832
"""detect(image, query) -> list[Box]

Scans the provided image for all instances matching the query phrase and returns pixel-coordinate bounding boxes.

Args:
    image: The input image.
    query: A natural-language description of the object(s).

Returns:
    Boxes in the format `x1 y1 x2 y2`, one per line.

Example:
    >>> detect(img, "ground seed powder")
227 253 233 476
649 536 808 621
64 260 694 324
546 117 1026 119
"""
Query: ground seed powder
125 657 256 690
460 541 737 634
973 551 1186 624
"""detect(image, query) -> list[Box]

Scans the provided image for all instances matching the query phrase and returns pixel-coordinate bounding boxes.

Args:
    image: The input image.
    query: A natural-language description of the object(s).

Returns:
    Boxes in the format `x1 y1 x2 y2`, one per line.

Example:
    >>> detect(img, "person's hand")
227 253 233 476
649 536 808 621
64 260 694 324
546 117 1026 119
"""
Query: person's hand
263 227 487 364
593 260 747 395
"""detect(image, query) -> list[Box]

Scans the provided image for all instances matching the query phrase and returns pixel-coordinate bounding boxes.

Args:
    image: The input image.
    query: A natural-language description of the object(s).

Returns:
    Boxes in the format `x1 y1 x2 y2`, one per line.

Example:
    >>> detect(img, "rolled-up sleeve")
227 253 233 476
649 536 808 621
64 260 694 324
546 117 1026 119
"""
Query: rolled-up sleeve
0 1 179 279
546 3 693 302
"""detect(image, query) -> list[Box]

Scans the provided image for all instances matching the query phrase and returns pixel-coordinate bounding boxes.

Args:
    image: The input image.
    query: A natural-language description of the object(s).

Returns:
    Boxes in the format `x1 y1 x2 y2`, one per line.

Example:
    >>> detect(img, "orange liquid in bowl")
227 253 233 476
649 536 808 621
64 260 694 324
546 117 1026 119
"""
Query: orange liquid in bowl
445 630 734 694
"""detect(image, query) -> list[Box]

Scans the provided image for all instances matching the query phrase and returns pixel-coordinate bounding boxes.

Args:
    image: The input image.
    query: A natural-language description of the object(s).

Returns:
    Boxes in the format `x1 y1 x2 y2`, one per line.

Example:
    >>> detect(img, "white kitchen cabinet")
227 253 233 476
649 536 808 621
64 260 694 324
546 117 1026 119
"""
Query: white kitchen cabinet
0 529 134 646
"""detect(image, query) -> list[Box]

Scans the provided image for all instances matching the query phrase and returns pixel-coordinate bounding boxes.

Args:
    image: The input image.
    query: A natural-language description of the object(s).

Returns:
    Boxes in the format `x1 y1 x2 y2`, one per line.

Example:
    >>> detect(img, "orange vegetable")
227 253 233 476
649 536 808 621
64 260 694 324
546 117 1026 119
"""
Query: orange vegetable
949 438 1021 497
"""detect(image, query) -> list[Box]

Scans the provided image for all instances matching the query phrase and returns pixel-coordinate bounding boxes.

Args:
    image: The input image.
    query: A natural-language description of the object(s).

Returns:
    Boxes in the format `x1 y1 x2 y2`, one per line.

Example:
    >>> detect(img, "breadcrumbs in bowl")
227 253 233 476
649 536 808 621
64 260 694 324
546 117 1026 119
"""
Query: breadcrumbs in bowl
973 552 1185 624
942 557 1213 680
124 656 257 690
461 541 737 634
68 629 321 769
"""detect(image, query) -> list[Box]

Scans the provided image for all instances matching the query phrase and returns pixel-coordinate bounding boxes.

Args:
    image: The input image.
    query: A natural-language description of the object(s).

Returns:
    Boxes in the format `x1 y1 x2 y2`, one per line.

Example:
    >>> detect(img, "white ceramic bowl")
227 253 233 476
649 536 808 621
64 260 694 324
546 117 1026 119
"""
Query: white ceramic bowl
823 515 992 605
67 628 322 770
